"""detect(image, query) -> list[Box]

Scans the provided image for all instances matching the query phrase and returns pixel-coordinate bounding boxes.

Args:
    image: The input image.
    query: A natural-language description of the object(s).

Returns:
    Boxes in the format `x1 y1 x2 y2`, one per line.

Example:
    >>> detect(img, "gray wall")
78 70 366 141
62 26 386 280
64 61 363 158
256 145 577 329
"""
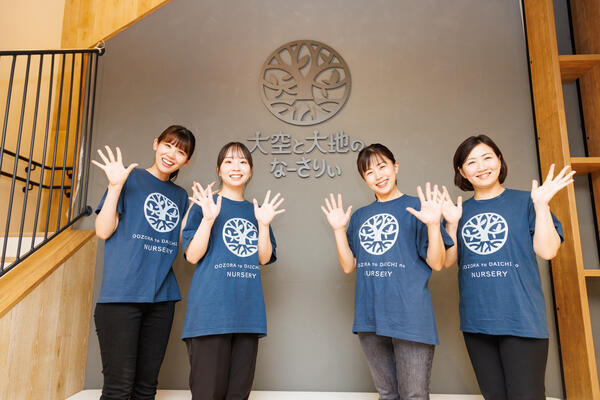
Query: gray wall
79 0 568 396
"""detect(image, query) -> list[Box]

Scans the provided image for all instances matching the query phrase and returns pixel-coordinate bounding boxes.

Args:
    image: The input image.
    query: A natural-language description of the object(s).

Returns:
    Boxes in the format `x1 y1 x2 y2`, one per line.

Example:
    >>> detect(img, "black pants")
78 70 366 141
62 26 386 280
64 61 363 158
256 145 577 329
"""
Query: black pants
94 301 175 400
185 333 259 400
463 332 549 400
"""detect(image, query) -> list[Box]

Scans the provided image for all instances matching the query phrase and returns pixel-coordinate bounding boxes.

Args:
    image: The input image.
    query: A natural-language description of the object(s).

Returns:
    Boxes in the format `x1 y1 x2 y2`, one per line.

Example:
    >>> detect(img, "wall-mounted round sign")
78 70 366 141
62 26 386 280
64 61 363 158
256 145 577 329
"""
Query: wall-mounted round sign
260 40 351 126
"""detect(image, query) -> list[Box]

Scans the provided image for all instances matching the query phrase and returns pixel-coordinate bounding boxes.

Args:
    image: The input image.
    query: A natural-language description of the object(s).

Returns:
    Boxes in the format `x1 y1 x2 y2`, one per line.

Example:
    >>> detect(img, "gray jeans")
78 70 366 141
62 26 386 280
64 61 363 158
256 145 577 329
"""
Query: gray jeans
358 333 435 400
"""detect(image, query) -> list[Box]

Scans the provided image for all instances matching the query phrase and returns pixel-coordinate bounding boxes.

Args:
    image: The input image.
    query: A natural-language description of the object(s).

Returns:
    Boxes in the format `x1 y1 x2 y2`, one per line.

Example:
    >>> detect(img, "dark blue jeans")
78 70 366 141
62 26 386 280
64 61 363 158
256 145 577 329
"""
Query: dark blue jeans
358 333 435 400
94 301 175 400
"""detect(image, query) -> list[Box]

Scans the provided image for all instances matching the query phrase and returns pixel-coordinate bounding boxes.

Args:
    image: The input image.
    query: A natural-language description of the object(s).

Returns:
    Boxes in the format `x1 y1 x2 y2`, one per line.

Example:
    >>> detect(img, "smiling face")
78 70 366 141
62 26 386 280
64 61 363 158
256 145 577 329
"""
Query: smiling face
362 154 399 198
217 146 252 189
459 143 502 191
152 138 189 178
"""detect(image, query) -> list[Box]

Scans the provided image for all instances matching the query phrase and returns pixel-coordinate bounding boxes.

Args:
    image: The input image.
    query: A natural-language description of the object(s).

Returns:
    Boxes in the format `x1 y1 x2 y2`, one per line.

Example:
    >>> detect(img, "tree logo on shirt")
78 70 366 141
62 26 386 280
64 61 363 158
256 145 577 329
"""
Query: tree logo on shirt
461 212 508 255
222 218 259 257
359 213 399 255
144 192 180 233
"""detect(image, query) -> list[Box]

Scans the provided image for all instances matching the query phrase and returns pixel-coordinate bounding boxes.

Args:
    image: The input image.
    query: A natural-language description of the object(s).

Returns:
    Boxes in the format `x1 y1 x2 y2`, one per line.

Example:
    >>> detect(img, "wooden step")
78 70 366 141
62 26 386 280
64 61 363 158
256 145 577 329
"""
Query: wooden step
584 269 600 278
570 157 600 175
560 54 600 83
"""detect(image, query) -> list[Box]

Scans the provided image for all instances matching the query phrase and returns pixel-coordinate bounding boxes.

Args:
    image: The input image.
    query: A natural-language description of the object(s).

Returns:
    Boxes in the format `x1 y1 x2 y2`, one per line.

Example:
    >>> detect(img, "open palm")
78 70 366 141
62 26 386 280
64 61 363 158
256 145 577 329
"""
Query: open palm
91 146 138 187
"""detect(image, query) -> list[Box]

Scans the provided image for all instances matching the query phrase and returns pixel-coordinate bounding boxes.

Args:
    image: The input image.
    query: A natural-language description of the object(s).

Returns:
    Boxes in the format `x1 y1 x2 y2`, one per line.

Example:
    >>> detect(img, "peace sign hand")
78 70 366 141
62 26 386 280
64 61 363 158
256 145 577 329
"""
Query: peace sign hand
321 193 352 231
406 182 443 226
441 185 462 225
254 190 285 227
189 181 222 222
531 164 575 207
91 146 138 188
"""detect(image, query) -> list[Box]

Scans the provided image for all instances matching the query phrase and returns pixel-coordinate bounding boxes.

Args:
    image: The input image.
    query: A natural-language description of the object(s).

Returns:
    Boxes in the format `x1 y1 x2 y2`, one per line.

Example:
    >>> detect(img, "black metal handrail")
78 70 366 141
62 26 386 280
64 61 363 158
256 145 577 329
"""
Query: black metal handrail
0 46 102 276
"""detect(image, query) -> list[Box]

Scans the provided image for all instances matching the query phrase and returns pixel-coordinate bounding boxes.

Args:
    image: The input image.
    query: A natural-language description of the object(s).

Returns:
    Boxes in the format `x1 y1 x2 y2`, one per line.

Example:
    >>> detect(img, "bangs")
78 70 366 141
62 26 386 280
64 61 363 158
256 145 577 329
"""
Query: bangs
217 142 253 169
161 132 192 155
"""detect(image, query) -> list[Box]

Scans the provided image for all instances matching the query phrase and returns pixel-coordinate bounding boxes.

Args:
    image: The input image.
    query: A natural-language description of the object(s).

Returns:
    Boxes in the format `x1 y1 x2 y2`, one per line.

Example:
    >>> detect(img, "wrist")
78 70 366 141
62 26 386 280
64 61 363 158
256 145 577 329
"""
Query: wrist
333 227 347 233
107 183 124 191
533 202 550 211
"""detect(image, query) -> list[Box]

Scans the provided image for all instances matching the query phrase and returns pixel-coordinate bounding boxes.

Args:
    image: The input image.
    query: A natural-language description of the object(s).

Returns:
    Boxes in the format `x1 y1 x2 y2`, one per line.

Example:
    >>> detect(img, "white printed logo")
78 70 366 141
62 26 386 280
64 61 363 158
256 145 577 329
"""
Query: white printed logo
144 193 180 233
359 213 399 255
461 212 508 255
222 218 259 257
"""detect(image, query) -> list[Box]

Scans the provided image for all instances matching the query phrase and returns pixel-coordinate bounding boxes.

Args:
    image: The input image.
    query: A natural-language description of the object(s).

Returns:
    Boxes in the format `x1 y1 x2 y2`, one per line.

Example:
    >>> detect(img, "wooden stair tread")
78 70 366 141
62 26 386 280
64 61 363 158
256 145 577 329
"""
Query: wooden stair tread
570 157 600 175
560 54 600 83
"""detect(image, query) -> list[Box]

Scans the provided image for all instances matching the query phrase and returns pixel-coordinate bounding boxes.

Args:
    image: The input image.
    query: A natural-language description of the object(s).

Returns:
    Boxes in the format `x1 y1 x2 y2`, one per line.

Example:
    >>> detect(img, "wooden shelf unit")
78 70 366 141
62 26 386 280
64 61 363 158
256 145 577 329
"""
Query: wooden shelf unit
560 54 600 83
523 0 600 398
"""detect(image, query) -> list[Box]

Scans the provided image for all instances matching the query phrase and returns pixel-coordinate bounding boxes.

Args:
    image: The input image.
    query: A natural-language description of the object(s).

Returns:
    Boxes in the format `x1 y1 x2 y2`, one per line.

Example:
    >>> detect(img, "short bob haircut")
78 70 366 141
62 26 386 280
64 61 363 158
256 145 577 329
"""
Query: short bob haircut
216 142 253 171
356 143 396 178
157 125 195 181
453 134 507 191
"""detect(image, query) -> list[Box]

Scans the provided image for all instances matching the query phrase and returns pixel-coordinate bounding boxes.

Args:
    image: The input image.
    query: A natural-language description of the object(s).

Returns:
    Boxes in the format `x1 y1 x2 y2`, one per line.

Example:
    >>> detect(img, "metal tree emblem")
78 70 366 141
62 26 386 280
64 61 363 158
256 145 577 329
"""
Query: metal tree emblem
461 213 508 255
359 213 399 255
144 192 180 233
260 40 351 126
222 218 259 257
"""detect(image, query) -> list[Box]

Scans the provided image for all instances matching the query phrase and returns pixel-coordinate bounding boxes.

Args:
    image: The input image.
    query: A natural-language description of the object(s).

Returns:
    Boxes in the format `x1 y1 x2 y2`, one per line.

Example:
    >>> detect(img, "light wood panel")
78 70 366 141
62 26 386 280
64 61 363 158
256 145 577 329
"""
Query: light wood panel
61 0 173 49
0 228 95 319
0 233 96 400
559 54 600 83
523 0 600 398
571 156 600 175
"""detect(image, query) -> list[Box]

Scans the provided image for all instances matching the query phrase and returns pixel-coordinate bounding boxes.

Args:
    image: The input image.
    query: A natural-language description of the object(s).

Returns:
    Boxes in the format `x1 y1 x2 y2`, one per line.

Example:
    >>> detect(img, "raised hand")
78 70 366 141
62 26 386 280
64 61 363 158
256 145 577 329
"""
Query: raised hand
254 190 285 226
91 146 138 187
531 164 575 206
441 185 462 225
321 193 352 231
189 181 222 222
406 182 443 225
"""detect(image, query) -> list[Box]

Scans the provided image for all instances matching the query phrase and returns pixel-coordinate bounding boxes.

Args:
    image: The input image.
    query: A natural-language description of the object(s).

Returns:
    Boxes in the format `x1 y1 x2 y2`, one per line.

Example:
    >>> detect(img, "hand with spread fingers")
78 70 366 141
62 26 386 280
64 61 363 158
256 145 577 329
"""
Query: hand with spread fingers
406 182 443 226
321 193 352 232
189 181 222 222
441 185 463 225
254 190 285 227
531 164 575 206
91 146 138 187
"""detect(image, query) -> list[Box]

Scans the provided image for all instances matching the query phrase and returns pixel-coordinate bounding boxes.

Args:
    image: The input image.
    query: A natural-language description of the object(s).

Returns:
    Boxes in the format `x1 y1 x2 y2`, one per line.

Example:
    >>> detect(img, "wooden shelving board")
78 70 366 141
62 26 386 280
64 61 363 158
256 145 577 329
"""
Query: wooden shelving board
559 54 600 83
570 157 600 175
584 269 600 278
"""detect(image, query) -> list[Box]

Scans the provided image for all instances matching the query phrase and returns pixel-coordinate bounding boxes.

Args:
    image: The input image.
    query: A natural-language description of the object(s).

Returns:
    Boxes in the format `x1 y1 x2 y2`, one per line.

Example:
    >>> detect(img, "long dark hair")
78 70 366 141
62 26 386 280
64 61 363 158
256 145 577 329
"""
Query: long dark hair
157 125 195 181
453 134 507 191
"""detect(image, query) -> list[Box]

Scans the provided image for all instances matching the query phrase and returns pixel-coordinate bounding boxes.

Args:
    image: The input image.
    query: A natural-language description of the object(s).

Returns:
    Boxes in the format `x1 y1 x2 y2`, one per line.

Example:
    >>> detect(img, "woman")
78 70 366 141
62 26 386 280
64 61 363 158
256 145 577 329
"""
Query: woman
181 142 284 400
321 143 453 400
442 134 574 400
93 125 195 400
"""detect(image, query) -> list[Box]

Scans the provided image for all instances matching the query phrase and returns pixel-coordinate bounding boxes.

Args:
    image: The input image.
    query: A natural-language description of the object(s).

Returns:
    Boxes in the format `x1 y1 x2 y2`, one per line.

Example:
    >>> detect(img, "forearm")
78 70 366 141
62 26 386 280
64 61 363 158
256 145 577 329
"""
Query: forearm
95 185 123 240
257 224 273 265
425 223 445 271
185 218 214 264
333 228 356 273
533 204 561 260
444 222 458 268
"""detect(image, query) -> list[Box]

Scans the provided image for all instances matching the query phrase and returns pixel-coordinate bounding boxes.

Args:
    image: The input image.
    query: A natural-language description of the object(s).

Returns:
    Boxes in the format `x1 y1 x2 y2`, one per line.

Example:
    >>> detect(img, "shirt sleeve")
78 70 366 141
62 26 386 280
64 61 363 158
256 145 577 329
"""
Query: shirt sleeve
528 196 564 242
416 220 455 260
95 185 126 215
181 204 204 260
346 212 356 255
266 225 277 265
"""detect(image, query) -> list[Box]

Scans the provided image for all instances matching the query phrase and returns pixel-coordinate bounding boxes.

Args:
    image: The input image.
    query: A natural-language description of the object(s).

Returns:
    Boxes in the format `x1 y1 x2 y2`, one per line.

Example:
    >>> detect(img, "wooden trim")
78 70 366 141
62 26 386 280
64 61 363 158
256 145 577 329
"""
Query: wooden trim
523 0 600 398
559 54 600 83
0 229 95 319
571 156 600 175
584 269 600 277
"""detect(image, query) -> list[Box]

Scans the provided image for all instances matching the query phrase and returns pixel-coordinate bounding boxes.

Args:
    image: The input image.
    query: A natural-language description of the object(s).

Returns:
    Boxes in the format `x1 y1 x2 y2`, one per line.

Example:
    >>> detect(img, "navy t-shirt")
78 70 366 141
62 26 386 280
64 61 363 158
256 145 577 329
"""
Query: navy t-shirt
346 195 454 346
457 189 564 338
180 197 277 339
95 168 189 303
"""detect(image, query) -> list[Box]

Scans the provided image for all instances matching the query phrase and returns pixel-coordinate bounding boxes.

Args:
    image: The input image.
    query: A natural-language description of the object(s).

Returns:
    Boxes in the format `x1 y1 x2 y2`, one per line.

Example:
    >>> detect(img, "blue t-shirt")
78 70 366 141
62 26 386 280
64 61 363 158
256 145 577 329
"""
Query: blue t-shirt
180 197 277 339
95 168 188 303
456 189 564 338
346 195 454 346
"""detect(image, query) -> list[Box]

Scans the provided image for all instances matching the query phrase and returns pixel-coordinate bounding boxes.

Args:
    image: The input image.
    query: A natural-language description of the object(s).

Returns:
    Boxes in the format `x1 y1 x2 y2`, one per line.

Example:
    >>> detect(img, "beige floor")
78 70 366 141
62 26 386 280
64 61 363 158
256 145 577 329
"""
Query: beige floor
67 390 561 399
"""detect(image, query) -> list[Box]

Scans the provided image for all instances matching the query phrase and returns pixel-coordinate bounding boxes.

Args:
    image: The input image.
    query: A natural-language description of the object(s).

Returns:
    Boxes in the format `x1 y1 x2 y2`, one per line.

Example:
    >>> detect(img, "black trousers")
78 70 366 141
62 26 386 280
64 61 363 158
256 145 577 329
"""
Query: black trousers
463 332 549 400
185 333 259 400
94 301 175 400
